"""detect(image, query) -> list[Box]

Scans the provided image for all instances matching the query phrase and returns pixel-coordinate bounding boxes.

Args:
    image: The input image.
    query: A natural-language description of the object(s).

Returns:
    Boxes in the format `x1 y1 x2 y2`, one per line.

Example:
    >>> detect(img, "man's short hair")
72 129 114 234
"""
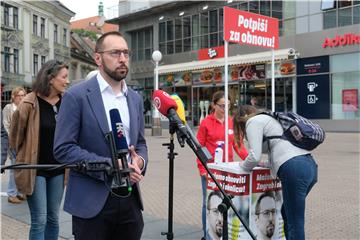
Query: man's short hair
207 190 223 210
95 31 124 53
255 191 275 215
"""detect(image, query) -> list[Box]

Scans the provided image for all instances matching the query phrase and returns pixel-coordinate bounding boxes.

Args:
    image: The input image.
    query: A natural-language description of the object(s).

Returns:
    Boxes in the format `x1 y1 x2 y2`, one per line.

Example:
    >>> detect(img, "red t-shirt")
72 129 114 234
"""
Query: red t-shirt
196 113 248 176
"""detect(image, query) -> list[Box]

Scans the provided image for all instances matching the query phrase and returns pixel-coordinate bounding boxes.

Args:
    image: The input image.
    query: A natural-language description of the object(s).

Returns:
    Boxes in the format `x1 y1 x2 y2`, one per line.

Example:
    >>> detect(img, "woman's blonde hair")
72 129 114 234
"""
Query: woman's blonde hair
11 86 26 102
233 105 258 148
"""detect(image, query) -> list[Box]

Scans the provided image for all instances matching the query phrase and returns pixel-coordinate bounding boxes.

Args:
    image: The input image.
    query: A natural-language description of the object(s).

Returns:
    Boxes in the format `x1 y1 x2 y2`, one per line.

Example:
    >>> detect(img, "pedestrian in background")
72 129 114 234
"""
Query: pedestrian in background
2 86 26 203
233 105 318 240
10 60 69 240
196 90 248 240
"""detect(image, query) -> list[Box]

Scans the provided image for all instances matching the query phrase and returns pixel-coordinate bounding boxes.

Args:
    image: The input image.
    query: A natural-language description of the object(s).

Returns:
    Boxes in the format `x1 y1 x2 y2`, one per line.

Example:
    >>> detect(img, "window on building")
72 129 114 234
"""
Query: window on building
41 55 46 66
249 0 260 14
54 24 58 43
2 3 18 29
63 28 67 46
33 15 38 35
354 4 360 24
323 0 359 29
260 1 271 16
3 47 11 72
33 54 38 76
3 4 9 27
13 49 19 73
13 7 18 29
130 27 153 62
321 0 336 10
40 17 45 38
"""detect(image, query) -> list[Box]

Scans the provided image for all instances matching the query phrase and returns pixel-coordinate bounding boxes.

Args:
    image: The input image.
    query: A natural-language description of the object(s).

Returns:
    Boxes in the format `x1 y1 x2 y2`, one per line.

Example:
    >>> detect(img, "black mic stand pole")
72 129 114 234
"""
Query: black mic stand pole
161 121 185 240
178 125 257 240
1 161 114 174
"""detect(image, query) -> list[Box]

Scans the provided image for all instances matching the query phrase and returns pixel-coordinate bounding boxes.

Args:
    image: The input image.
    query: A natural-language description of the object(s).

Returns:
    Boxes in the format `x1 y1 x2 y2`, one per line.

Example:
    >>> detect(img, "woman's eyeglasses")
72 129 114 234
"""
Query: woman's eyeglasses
216 104 229 110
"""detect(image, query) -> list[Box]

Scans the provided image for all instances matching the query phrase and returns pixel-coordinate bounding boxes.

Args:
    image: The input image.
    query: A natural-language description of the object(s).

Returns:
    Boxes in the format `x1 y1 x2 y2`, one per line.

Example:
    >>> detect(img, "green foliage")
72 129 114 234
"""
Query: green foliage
72 29 98 41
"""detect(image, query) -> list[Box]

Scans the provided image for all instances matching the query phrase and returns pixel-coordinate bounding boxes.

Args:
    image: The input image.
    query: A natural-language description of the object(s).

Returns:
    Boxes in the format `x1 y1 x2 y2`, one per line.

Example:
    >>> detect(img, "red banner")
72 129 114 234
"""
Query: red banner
251 169 282 193
198 45 225 60
223 6 279 49
207 169 250 196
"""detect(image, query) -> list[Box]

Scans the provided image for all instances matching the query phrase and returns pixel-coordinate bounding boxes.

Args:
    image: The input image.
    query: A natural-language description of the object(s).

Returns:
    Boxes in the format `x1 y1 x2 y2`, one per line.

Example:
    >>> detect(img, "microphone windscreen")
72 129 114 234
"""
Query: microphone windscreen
109 109 128 153
152 90 177 116
171 94 186 124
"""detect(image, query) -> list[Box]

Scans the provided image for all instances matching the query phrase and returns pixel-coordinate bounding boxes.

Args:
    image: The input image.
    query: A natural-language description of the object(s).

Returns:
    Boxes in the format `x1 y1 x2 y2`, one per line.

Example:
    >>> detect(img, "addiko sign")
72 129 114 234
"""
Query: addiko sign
322 33 360 48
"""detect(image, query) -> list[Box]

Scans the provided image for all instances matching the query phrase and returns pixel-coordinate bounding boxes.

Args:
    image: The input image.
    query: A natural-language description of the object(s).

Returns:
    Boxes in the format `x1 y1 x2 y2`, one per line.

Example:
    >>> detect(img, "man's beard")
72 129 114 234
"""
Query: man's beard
266 223 275 238
216 227 223 238
103 63 128 82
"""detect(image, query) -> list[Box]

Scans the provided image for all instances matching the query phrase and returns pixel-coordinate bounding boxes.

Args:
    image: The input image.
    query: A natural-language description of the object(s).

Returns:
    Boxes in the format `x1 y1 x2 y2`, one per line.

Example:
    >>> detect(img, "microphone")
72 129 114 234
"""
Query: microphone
152 90 212 164
110 109 128 155
152 90 187 137
109 109 132 192
171 94 186 124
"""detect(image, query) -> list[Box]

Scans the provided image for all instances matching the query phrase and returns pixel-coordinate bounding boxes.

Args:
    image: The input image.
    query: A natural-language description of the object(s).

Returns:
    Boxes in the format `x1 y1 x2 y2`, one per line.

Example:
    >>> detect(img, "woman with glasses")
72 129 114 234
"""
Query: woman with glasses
10 60 69 240
233 105 318 240
2 86 26 204
195 90 248 240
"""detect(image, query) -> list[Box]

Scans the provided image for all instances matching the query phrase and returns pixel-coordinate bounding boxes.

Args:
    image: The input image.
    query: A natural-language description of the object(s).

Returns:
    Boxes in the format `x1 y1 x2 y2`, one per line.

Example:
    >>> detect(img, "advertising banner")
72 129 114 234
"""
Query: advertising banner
223 6 279 49
192 68 224 85
342 89 359 112
265 60 296 78
231 64 266 81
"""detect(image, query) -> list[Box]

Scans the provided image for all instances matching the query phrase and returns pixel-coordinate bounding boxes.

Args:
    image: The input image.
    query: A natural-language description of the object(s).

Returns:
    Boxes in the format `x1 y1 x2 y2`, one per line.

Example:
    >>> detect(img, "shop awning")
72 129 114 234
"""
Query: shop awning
158 48 293 74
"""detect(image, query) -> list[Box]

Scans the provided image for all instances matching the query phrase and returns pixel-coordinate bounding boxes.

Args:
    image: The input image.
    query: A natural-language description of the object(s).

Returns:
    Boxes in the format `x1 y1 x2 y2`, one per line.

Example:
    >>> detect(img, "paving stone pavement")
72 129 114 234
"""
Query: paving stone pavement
1 129 359 239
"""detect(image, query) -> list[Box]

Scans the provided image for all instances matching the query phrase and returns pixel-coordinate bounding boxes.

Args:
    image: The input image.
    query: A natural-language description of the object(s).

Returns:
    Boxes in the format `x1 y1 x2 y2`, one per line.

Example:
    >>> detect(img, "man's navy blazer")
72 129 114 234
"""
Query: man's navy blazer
54 76 148 218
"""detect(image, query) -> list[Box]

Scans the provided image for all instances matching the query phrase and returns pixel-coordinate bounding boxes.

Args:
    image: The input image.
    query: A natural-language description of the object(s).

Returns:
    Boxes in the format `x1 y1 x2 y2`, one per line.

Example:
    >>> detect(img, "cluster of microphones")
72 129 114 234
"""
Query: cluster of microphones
106 89 209 193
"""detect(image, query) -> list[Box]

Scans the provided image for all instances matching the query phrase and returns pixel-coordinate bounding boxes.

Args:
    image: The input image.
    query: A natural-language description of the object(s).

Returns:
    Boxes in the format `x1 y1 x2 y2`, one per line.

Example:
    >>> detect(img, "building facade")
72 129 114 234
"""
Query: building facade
108 0 360 131
1 0 74 106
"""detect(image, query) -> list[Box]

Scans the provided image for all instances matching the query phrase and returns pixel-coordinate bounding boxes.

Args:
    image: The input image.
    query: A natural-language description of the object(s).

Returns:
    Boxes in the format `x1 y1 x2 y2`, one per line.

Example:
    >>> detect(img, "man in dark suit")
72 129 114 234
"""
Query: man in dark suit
54 31 148 240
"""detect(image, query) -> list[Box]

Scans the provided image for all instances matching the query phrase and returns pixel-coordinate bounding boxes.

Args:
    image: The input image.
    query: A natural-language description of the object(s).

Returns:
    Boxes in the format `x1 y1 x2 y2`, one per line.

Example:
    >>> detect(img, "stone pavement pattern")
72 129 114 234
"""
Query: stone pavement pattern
1 130 359 239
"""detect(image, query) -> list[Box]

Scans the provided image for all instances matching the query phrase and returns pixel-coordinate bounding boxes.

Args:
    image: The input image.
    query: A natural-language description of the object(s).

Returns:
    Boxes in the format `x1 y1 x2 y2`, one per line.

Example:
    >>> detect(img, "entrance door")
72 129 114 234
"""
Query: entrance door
265 77 293 112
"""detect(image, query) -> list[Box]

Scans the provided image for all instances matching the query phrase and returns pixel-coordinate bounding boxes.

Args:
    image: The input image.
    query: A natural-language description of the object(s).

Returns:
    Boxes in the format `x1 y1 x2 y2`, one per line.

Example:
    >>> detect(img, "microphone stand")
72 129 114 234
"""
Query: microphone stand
1 161 114 174
161 121 185 240
172 124 257 240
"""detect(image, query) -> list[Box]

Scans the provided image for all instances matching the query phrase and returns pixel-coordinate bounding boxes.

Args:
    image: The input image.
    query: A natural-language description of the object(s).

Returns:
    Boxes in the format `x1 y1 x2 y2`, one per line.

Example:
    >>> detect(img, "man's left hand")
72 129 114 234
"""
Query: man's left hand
128 145 144 183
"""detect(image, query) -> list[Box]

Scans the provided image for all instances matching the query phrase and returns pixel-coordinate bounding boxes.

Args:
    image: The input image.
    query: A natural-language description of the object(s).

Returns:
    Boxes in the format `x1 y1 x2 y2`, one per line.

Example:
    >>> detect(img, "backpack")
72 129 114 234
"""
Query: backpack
260 111 325 151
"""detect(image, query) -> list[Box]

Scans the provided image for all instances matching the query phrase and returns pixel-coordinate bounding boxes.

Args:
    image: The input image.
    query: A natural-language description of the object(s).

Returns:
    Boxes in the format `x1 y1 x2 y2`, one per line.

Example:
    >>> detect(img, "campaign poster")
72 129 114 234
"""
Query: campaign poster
250 169 285 240
342 89 359 112
207 163 251 240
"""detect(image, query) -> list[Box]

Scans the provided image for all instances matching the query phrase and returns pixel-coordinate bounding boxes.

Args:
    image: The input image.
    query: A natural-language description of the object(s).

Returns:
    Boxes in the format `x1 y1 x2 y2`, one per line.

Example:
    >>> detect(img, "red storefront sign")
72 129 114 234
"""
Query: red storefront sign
198 45 225 60
322 33 360 48
223 6 279 49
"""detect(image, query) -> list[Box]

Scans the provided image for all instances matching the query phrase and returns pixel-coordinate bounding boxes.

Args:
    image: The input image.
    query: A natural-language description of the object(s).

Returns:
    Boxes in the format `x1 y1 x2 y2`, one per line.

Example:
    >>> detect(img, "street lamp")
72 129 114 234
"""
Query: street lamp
151 50 162 136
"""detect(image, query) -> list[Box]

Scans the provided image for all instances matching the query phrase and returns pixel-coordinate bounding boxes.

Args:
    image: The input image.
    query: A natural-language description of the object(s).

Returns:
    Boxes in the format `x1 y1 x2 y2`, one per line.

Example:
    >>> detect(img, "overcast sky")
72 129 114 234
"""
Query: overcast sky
59 0 120 21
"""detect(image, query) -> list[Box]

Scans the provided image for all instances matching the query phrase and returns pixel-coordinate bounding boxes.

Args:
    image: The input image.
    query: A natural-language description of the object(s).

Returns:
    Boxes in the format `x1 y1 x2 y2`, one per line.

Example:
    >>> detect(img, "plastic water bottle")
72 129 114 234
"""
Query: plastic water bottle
214 142 224 164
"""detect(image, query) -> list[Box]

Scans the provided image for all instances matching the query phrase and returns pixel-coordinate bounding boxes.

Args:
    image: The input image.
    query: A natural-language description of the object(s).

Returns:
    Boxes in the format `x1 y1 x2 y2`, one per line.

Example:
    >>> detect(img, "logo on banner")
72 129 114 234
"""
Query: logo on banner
208 48 217 58
223 7 279 49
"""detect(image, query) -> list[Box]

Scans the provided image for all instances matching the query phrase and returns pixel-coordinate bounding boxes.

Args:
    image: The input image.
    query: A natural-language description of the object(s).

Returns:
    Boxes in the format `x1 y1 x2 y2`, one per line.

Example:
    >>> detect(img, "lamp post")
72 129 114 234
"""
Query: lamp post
151 50 162 136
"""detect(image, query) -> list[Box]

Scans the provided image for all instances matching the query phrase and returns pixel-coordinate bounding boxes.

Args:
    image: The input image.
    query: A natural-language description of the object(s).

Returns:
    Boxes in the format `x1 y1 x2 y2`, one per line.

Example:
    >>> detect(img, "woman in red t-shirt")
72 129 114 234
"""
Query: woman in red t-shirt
196 91 248 239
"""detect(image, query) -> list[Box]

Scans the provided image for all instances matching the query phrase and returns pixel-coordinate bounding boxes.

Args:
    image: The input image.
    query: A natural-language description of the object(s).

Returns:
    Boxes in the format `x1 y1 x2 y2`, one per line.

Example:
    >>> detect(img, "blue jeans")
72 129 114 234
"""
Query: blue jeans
201 175 207 238
27 175 65 240
277 154 318 240
7 149 19 197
